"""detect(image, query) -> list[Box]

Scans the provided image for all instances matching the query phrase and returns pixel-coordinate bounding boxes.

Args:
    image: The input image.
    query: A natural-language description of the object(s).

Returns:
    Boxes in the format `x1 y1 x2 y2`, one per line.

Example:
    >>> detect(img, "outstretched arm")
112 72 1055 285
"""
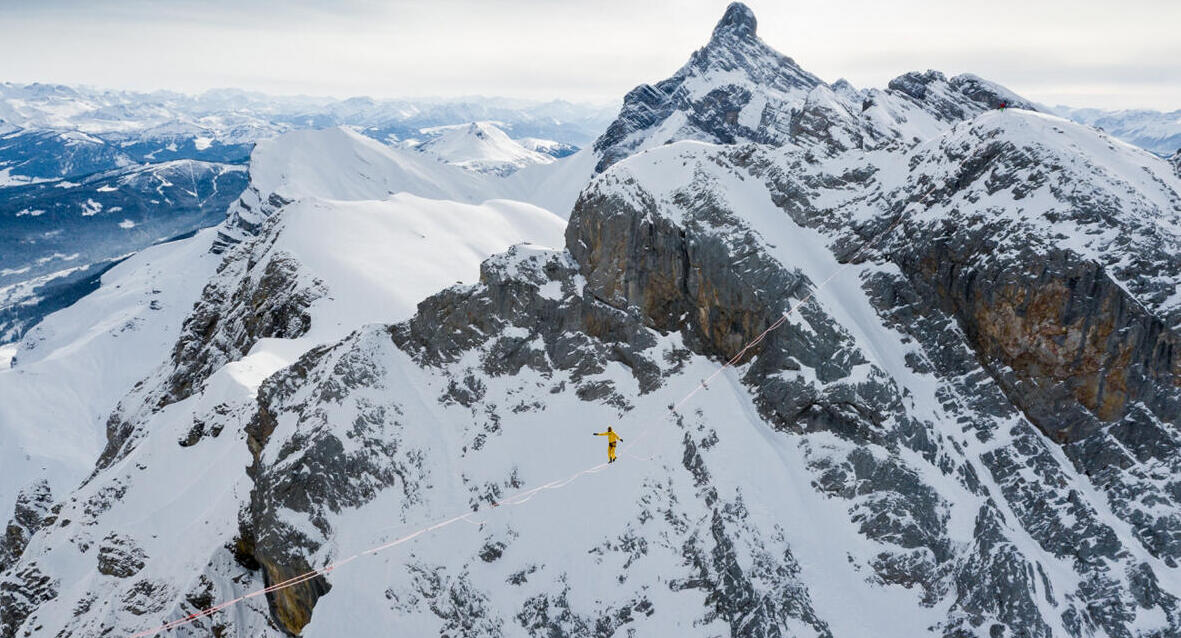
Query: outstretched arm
593 432 605 436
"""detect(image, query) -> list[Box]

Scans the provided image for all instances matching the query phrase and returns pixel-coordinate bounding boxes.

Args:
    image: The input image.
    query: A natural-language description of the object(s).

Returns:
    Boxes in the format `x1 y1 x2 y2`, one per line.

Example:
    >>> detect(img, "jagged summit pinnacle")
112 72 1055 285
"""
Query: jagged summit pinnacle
591 0 821 172
712 2 757 40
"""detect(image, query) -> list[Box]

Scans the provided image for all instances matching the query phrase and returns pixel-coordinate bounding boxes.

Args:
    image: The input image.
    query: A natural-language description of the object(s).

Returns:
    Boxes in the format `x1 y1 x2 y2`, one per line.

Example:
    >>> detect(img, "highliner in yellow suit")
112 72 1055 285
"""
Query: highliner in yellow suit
593 426 624 463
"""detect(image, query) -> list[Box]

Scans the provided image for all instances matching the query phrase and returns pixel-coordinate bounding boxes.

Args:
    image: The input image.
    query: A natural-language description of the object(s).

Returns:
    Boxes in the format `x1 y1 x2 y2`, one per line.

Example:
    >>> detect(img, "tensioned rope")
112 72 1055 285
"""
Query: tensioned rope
130 184 929 637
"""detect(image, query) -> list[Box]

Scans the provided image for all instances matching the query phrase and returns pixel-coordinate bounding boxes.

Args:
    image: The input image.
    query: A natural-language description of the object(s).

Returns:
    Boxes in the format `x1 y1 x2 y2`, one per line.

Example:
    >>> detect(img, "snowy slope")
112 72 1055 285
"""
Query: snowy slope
213 127 506 250
0 190 566 637
414 122 556 176
252 194 566 331
0 229 222 526
4 3 1181 638
248 127 492 204
217 125 595 253
499 147 599 219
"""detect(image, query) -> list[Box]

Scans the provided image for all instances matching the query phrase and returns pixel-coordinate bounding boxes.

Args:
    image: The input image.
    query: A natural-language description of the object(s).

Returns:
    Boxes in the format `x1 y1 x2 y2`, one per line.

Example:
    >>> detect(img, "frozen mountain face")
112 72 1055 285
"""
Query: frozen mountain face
593 3 822 172
590 3 1037 173
4 4 1181 638
885 70 1038 124
0 160 248 343
1055 107 1181 157
209 110 1179 636
413 122 557 176
0 191 564 638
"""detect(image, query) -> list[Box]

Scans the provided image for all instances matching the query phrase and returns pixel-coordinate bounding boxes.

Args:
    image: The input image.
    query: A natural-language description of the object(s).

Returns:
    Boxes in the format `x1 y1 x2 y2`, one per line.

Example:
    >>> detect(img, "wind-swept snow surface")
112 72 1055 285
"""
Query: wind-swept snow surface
215 126 587 250
246 127 494 205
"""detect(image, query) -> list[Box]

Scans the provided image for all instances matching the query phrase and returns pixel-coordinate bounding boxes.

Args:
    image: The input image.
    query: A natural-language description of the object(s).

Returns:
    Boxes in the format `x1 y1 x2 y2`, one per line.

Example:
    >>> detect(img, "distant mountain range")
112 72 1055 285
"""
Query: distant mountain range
1052 106 1181 156
2 83 1175 345
0 88 615 343
0 83 616 183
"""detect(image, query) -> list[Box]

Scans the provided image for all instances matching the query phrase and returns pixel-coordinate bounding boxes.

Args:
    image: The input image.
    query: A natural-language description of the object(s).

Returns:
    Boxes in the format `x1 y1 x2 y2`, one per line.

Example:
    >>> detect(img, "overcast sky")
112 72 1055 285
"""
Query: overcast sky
1 0 1178 110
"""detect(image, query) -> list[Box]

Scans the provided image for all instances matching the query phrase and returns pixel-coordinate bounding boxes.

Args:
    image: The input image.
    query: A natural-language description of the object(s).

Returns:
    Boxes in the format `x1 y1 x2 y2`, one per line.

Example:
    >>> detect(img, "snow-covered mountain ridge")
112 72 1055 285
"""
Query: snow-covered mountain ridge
0 118 582 344
2 3 1180 638
411 122 557 176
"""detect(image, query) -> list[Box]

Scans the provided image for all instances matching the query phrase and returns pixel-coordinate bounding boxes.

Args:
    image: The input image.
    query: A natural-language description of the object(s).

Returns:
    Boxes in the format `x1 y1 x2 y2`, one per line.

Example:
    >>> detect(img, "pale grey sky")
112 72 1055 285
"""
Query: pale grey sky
0 0 1178 110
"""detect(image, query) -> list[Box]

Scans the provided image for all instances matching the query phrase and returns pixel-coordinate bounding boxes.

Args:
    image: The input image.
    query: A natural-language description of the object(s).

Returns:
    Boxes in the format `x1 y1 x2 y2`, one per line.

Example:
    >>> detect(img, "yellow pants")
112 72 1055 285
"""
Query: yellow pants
608 444 617 462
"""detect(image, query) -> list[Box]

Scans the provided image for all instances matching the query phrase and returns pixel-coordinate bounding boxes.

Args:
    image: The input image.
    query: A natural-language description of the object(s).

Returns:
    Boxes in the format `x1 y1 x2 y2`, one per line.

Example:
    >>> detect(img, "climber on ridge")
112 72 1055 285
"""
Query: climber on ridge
593 427 624 463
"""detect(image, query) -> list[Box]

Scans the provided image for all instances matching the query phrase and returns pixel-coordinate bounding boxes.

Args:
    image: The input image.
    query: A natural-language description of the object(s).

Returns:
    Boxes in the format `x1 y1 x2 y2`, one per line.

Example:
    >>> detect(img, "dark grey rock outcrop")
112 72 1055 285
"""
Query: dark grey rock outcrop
96 533 147 579
94 212 325 471
0 482 51 574
886 70 1038 122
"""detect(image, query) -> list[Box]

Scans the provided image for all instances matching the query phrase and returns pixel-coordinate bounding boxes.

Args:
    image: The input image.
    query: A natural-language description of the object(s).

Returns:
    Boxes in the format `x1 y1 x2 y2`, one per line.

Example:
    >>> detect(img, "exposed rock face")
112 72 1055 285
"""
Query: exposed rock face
94 213 325 471
886 70 1038 122
566 173 801 363
96 533 147 579
394 245 670 404
908 251 1179 442
0 563 56 638
212 185 292 254
239 334 399 635
161 241 323 408
0 483 51 574
880 111 1181 447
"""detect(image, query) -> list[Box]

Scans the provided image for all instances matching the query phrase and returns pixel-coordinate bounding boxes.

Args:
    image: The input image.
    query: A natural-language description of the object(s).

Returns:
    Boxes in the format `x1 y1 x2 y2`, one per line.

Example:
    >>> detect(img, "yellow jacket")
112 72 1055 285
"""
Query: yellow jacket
594 431 623 444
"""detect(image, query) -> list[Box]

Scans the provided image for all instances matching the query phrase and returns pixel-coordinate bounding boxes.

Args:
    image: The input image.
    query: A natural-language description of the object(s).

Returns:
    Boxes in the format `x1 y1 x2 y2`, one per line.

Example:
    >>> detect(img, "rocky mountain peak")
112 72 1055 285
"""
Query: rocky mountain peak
887 69 1038 122
711 2 758 41
592 3 821 172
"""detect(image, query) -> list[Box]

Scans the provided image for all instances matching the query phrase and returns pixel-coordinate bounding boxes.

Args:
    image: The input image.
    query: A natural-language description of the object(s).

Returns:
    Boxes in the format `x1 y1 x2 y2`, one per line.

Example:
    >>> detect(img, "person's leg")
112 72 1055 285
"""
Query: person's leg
608 445 616 462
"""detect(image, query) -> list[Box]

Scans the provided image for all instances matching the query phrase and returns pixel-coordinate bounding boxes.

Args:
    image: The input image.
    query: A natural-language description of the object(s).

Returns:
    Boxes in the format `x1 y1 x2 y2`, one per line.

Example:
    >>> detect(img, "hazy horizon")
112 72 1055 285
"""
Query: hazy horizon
1 0 1178 111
